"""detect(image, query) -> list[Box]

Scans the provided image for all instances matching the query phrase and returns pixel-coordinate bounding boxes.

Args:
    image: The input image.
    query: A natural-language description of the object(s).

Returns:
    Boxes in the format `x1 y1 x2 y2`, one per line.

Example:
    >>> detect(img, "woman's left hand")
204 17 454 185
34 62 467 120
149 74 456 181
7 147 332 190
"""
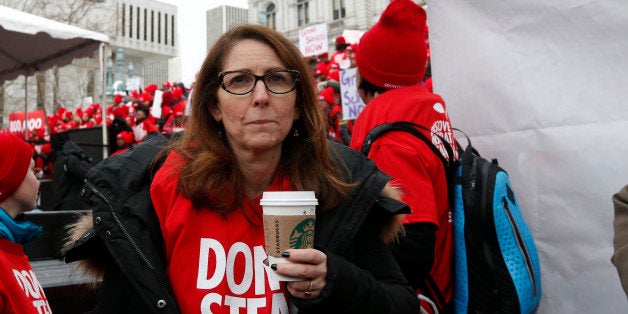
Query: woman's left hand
273 249 327 299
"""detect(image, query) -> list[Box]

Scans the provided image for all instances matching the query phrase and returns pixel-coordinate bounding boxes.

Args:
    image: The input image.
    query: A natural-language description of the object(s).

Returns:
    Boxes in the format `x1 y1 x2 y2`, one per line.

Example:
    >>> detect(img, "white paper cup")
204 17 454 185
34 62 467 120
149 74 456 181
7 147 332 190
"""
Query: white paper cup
261 191 317 281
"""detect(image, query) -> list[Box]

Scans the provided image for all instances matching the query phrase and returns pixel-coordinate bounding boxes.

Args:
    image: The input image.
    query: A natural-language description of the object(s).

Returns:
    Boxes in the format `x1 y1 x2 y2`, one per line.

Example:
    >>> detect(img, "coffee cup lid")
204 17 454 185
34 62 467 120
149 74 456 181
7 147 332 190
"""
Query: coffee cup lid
260 191 318 206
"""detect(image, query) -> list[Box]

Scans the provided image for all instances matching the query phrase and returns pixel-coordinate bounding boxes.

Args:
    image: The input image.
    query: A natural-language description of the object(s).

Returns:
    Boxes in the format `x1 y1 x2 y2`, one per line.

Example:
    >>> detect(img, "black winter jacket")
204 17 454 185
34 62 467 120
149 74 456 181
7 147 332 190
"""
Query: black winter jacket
65 134 419 313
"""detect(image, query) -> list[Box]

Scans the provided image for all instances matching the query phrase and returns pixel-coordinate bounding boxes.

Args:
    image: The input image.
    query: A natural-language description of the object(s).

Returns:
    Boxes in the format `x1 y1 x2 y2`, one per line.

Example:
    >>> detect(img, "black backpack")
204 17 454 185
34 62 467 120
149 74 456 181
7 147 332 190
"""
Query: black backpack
361 121 542 314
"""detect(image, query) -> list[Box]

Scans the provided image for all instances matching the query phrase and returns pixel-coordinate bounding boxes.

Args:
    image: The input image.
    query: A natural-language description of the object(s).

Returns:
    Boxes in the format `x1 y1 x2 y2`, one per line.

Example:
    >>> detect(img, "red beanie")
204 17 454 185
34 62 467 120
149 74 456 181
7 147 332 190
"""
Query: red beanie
144 84 158 94
356 0 427 89
0 134 32 203
173 102 185 117
317 87 336 106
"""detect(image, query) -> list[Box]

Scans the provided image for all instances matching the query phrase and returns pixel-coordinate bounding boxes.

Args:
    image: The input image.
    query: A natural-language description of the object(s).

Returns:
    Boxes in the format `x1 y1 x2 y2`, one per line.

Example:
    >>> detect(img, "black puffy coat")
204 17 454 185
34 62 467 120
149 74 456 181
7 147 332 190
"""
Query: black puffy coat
65 135 419 313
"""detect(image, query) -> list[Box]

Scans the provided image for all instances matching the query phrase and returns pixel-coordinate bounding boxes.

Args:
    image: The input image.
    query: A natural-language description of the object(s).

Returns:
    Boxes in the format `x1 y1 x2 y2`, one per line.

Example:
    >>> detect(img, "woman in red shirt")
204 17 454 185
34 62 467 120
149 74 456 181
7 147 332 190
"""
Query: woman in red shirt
65 24 418 314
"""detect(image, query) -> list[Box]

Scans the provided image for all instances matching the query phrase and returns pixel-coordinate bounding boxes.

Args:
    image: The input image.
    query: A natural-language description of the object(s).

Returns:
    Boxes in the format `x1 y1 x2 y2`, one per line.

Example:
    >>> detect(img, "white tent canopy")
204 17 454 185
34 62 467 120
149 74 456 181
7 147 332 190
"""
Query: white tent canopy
0 4 109 81
0 4 110 154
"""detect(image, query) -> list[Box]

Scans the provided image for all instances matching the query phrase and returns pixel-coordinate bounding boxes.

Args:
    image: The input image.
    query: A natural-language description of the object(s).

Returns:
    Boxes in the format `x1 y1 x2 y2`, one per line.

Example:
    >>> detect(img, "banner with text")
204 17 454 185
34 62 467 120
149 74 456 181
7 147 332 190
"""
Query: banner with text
299 24 328 57
340 68 365 120
8 110 46 136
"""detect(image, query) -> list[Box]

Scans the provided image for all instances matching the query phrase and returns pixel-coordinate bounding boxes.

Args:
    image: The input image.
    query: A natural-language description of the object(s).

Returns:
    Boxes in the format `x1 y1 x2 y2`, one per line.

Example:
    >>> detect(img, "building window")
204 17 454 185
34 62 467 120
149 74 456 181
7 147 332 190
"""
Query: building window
298 0 309 26
158 12 161 44
151 10 154 42
144 9 147 41
165 13 168 45
136 6 140 39
266 3 276 29
129 5 133 38
121 4 125 37
171 15 175 46
333 0 346 20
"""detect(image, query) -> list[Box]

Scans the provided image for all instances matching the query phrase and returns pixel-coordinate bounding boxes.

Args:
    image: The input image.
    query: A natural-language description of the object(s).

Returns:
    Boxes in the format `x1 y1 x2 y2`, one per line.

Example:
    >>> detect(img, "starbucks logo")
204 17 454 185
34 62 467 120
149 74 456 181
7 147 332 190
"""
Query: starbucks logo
289 218 315 249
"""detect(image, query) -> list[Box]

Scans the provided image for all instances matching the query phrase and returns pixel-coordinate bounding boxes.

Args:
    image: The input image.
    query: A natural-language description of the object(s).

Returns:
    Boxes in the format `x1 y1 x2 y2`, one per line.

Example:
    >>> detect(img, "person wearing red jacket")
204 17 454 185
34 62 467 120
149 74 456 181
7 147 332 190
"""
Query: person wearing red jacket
132 106 158 143
348 0 456 312
317 87 344 144
0 134 51 313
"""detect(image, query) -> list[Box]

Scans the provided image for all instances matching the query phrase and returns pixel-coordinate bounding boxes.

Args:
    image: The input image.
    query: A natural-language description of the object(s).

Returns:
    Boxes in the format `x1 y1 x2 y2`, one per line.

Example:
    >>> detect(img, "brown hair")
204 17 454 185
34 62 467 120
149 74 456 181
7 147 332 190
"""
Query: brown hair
172 24 351 215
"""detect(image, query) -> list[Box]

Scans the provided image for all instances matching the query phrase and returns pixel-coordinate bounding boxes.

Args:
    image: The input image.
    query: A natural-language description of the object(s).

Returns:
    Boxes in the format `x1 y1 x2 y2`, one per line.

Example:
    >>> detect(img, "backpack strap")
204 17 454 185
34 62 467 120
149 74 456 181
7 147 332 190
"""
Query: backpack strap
361 121 458 174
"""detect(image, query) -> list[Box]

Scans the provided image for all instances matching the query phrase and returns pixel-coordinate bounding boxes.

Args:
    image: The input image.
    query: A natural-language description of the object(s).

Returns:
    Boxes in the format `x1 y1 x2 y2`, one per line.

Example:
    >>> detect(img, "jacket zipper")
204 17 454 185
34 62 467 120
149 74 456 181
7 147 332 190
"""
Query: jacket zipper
502 197 537 298
85 180 179 312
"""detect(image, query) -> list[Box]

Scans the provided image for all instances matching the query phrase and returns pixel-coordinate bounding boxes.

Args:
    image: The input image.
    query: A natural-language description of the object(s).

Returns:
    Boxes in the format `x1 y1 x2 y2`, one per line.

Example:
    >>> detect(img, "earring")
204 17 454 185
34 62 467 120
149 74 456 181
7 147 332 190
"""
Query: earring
293 127 299 137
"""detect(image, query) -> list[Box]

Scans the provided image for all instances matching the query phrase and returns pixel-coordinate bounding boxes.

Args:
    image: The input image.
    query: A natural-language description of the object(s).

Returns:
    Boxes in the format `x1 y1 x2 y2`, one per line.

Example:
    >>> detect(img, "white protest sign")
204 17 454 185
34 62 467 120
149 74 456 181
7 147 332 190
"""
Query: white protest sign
126 77 141 92
341 30 365 44
151 89 163 118
339 68 365 120
299 23 328 57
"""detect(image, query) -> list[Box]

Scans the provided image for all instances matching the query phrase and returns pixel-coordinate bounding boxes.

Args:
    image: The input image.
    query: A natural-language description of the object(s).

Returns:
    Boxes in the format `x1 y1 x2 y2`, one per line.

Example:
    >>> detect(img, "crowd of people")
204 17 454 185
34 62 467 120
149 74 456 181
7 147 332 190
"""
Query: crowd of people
0 79 191 179
1 0 455 313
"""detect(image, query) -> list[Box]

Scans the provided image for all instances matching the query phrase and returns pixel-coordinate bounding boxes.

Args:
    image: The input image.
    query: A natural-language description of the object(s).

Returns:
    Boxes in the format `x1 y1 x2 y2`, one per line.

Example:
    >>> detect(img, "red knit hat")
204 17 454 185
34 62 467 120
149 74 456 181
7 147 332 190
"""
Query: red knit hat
317 87 336 106
116 131 134 145
173 102 185 117
144 84 158 94
0 134 33 203
356 0 427 89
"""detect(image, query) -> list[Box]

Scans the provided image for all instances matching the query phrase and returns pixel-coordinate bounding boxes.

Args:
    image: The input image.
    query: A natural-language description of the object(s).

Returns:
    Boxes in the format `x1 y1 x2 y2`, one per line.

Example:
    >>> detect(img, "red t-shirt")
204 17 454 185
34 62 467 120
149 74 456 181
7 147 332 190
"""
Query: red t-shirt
349 85 456 303
151 152 295 314
0 239 51 314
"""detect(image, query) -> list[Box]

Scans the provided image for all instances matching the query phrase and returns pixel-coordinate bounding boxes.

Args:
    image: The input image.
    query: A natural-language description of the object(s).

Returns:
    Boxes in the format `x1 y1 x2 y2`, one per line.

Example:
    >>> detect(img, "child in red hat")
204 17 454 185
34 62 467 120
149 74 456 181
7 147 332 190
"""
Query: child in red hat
0 134 51 313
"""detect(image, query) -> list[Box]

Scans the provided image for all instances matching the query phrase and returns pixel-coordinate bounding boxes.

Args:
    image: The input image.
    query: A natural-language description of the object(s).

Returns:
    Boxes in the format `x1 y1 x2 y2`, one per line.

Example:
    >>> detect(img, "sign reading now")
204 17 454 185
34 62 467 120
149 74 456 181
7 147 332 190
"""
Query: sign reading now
299 23 328 57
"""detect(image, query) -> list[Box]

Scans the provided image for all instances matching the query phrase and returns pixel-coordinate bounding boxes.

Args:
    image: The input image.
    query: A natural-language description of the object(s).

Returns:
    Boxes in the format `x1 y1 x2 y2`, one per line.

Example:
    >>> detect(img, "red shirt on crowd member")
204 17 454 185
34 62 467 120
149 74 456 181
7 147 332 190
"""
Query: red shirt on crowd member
132 107 158 143
162 102 187 134
330 36 350 69
349 0 456 311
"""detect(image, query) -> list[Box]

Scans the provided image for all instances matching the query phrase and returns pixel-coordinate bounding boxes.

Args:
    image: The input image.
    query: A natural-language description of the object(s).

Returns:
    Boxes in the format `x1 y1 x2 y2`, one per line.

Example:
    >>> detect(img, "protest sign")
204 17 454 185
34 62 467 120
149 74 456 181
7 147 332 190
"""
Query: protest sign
151 89 163 118
339 68 365 120
8 110 46 135
299 24 328 57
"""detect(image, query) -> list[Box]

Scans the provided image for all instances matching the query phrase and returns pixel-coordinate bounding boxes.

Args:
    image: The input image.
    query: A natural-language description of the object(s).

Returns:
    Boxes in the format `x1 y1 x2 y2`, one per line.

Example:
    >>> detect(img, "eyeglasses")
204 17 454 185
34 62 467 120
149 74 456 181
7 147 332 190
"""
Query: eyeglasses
218 70 301 95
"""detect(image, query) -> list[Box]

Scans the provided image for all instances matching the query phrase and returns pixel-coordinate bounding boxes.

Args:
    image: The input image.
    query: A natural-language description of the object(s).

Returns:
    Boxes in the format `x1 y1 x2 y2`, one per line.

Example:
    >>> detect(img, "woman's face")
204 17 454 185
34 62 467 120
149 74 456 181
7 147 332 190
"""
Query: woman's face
213 39 299 154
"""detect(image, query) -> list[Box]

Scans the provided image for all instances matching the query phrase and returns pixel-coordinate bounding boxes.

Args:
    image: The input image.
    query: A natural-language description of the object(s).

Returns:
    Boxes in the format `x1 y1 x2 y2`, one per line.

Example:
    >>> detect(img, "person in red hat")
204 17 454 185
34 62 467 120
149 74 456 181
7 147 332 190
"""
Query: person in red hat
0 134 52 313
314 52 332 82
30 128 52 179
317 87 344 144
345 43 359 69
144 83 158 95
330 36 350 69
131 106 158 143
162 101 187 134
111 131 135 156
348 0 457 312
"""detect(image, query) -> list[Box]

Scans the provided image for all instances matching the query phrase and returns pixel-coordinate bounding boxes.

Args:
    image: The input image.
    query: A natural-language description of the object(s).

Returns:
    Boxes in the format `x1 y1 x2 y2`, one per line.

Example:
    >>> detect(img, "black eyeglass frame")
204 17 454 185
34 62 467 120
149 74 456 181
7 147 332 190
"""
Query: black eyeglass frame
218 69 301 95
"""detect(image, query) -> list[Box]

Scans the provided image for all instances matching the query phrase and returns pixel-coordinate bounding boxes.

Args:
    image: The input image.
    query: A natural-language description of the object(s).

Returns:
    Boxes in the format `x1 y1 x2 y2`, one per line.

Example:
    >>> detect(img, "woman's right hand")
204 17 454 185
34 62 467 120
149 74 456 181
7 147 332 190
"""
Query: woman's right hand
270 249 327 299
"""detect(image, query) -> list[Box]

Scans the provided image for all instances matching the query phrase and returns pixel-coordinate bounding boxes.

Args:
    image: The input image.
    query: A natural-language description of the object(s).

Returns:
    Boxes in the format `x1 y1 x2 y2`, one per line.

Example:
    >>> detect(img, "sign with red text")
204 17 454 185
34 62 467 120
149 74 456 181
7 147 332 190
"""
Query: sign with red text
8 110 46 135
299 23 328 57
340 68 365 120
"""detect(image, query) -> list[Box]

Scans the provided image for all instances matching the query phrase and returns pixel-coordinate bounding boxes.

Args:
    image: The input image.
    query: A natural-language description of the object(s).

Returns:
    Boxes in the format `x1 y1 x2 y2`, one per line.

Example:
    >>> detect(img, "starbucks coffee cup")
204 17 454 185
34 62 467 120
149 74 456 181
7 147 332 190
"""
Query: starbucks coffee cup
261 191 318 281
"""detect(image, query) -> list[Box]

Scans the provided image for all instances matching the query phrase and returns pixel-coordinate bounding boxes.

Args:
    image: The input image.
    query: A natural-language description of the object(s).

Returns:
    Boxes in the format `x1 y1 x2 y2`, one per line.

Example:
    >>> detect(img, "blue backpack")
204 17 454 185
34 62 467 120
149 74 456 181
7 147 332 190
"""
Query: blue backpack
361 121 542 314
